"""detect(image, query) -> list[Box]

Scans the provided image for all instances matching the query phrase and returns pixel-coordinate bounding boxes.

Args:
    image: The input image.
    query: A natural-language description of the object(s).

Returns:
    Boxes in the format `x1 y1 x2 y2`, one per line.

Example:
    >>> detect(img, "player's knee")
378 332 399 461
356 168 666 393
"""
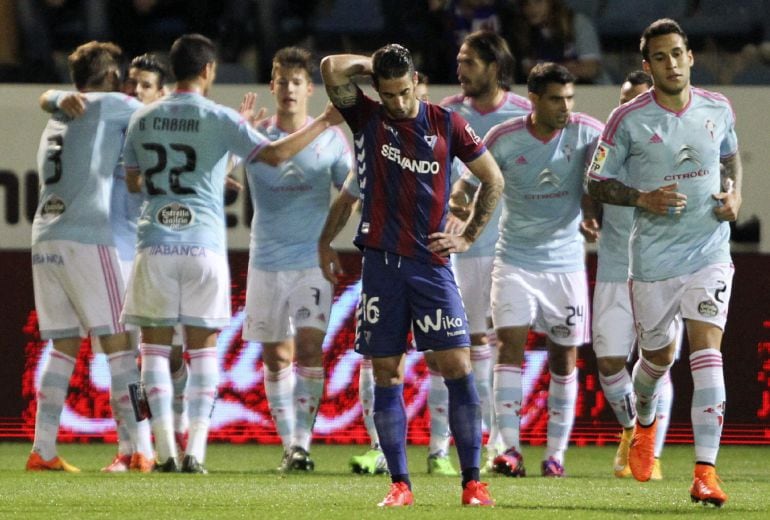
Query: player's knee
596 356 627 377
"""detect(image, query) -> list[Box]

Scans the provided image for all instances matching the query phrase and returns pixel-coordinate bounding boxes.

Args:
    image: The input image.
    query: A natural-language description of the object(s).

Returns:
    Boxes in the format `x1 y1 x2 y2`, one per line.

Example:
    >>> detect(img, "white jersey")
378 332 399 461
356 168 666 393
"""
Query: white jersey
440 92 531 258
32 92 142 246
245 116 351 271
486 113 603 272
123 91 269 255
588 88 738 282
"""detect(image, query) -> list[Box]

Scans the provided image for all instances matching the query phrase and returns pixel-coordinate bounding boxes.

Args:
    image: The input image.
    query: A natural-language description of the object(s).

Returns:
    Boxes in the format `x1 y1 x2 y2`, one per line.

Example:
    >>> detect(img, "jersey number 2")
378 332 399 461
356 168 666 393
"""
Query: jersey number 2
141 143 197 196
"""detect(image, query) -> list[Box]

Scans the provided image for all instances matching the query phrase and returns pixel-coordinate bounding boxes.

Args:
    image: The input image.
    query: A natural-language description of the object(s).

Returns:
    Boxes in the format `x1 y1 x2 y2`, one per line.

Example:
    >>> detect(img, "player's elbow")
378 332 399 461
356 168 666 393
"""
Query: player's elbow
257 145 287 167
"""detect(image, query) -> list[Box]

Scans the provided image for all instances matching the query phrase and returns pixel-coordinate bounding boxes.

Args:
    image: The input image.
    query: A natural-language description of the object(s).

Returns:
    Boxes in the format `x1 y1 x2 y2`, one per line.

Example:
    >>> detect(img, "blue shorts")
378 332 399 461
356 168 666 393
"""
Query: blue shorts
355 248 470 357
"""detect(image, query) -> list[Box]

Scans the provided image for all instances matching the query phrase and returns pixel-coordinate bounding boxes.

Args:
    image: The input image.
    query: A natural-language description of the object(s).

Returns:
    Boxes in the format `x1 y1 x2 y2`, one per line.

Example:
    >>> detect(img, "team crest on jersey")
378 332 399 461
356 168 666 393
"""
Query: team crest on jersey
424 135 437 149
383 123 399 140
675 145 702 168
157 202 194 230
704 119 716 141
464 124 481 145
589 143 608 175
562 144 573 162
40 195 66 219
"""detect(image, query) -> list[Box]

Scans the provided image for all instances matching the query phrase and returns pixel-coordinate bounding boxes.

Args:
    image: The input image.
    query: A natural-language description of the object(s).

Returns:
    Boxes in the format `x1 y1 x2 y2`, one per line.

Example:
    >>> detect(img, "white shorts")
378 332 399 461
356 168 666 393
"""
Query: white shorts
32 240 126 340
122 246 231 329
452 255 493 334
242 266 332 342
631 263 734 351
491 261 589 347
592 281 636 359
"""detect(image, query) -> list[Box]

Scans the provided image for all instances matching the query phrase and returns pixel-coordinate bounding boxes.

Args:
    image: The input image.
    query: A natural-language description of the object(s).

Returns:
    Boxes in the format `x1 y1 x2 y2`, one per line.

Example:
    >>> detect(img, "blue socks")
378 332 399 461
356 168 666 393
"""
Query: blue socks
446 373 482 486
374 384 410 488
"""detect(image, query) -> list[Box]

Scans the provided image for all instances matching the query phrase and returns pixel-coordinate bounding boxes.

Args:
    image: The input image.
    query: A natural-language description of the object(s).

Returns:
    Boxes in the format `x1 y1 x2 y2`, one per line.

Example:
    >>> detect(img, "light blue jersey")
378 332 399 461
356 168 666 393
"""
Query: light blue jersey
486 113 603 272
123 91 269 255
588 88 738 282
245 116 352 270
440 92 531 257
32 92 142 246
111 164 145 262
596 200 634 283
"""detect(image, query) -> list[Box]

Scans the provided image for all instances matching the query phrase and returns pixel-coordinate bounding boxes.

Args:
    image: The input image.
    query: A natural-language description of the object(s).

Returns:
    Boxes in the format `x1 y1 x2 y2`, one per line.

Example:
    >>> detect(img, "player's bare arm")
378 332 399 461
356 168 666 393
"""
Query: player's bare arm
579 193 601 243
125 167 142 193
428 151 503 256
713 153 743 221
254 102 342 166
587 178 687 216
320 55 373 108
318 188 357 284
39 90 87 118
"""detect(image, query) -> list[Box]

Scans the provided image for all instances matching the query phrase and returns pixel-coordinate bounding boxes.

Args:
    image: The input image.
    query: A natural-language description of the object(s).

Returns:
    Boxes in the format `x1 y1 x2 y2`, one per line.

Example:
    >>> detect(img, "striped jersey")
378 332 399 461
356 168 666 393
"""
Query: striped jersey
33 92 142 246
440 91 531 257
587 88 738 281
245 116 352 271
338 86 486 264
486 112 603 272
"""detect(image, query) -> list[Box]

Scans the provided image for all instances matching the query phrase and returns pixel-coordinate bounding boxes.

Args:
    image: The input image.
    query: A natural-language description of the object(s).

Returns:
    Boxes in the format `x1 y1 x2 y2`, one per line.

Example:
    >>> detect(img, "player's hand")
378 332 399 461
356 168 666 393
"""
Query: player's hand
320 102 344 126
428 231 471 257
712 190 742 221
59 93 87 118
225 174 243 192
579 218 601 243
448 190 472 221
637 183 687 216
319 243 344 284
443 213 464 235
239 92 268 128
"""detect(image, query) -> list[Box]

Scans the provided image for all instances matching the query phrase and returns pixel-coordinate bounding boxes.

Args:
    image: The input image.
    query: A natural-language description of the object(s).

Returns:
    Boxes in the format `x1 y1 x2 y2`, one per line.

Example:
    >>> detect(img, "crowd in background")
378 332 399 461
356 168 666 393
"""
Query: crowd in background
1 0 769 85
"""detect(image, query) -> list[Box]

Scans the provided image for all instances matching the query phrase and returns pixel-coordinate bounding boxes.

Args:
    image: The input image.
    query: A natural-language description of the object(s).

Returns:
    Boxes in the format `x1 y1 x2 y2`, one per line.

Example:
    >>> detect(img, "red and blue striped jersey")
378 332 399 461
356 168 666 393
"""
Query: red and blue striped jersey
339 86 486 264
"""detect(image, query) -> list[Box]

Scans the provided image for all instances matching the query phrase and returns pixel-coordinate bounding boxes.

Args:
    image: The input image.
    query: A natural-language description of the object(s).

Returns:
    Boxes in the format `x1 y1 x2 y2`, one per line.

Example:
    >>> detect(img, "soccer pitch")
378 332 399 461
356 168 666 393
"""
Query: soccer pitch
0 443 768 519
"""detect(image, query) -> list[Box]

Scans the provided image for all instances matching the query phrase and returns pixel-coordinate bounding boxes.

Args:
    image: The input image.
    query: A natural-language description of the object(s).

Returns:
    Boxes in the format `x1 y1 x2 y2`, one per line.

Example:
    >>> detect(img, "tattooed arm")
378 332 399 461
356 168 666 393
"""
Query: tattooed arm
320 55 372 108
713 153 743 221
587 177 688 217
428 151 504 256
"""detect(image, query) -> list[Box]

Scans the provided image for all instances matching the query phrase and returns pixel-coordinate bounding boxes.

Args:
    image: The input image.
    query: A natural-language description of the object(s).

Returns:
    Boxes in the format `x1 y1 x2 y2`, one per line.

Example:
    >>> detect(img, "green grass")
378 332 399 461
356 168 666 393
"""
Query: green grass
0 443 768 519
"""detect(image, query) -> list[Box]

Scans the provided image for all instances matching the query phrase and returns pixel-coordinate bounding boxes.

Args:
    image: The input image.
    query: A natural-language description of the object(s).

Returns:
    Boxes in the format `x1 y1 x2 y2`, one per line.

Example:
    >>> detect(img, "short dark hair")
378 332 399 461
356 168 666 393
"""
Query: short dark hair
68 41 122 90
640 18 689 62
371 44 414 88
417 71 429 85
463 30 515 91
130 53 169 87
527 62 575 95
170 34 217 82
624 70 652 88
272 46 315 79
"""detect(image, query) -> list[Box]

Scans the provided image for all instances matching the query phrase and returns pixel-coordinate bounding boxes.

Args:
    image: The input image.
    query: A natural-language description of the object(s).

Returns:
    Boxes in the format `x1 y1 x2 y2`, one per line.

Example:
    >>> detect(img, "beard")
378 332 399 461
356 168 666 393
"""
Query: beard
462 77 494 99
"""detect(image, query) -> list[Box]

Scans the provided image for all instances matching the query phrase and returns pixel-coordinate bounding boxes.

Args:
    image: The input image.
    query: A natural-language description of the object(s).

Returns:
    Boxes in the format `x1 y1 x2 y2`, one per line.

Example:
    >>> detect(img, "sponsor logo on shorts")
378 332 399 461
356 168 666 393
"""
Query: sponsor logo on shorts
40 196 66 218
550 324 570 338
149 245 206 257
32 253 64 265
296 307 311 320
698 300 719 318
414 309 466 337
156 202 194 230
